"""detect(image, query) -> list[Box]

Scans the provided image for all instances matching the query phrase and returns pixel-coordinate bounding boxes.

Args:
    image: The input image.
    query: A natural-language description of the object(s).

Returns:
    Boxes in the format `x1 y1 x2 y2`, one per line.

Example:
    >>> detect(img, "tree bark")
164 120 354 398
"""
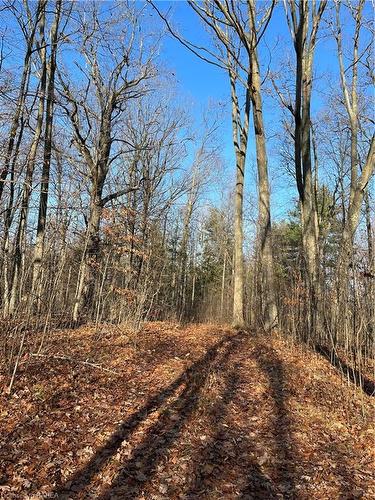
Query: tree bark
334 0 373 342
284 0 327 337
336 136 375 285
31 0 62 311
9 5 47 314
0 0 44 202
249 0 278 330
73 194 102 322
229 66 247 329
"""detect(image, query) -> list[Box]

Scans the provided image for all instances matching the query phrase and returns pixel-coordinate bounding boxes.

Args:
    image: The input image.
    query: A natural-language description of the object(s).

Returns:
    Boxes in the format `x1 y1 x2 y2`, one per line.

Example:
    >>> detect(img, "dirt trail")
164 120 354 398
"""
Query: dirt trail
0 323 374 499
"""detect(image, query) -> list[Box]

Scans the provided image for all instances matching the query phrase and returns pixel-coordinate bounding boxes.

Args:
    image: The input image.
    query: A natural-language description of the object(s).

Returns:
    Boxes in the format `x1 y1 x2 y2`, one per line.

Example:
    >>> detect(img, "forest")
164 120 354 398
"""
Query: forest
0 0 374 498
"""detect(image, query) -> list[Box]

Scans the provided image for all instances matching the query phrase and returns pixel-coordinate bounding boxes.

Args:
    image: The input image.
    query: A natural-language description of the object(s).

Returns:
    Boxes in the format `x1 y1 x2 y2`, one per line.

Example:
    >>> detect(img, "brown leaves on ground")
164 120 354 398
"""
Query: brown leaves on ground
0 322 374 499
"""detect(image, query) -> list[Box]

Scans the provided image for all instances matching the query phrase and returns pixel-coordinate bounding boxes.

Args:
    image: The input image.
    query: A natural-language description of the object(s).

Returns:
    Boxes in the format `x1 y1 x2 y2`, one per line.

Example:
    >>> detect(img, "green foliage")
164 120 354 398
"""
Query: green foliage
273 185 342 278
196 207 233 291
272 219 302 280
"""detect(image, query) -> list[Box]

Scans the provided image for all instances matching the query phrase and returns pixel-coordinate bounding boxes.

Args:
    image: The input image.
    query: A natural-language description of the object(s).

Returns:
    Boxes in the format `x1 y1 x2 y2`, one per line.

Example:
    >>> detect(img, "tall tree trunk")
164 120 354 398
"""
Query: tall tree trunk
3 126 24 315
233 152 245 328
300 78 320 338
31 0 62 311
333 0 372 343
178 168 197 318
0 0 44 202
229 66 248 329
285 0 327 338
363 188 374 340
220 251 226 320
364 189 373 273
9 6 47 314
73 194 102 322
336 137 375 290
249 0 278 330
185 0 278 329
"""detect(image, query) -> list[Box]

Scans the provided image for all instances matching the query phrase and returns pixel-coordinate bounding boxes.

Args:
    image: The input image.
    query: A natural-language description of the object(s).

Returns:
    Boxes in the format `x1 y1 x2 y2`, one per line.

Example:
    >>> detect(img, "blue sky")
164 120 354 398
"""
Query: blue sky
152 1 342 220
149 0 373 227
1 0 372 230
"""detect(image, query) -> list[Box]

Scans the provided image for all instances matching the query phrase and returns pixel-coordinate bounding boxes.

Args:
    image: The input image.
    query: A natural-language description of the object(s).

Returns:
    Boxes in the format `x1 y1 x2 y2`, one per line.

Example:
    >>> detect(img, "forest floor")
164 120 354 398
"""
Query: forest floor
0 322 374 500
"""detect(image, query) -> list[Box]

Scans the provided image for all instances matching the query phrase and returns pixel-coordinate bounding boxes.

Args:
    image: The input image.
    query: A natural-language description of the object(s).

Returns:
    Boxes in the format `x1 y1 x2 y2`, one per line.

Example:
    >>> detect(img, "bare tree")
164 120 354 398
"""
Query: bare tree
31 0 62 311
333 0 375 337
56 3 156 321
6 0 48 314
176 119 219 320
276 0 327 337
151 0 279 328
0 0 45 203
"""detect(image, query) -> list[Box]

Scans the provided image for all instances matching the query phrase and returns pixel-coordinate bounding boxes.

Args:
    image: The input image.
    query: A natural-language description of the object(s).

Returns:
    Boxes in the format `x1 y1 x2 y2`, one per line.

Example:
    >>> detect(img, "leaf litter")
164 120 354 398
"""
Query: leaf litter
0 322 374 499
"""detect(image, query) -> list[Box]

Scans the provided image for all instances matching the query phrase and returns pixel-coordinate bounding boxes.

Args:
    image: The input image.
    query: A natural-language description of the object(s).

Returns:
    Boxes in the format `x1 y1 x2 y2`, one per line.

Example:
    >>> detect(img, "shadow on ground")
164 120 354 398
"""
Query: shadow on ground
315 344 375 397
53 332 358 499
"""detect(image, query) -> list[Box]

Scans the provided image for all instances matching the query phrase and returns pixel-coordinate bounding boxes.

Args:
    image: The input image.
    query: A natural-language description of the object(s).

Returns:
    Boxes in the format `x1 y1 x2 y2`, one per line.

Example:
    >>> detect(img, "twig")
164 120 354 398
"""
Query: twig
7 329 27 395
30 353 119 375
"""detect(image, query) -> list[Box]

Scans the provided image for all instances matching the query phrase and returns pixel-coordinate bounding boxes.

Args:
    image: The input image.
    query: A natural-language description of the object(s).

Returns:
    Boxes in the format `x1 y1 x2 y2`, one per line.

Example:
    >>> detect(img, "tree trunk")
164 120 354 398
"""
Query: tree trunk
2 104 26 315
364 189 373 273
336 137 374 285
31 0 62 312
288 0 326 338
73 193 102 322
249 1 278 330
178 168 197 318
229 67 247 329
334 0 371 343
0 0 44 202
9 6 47 314
220 251 226 320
